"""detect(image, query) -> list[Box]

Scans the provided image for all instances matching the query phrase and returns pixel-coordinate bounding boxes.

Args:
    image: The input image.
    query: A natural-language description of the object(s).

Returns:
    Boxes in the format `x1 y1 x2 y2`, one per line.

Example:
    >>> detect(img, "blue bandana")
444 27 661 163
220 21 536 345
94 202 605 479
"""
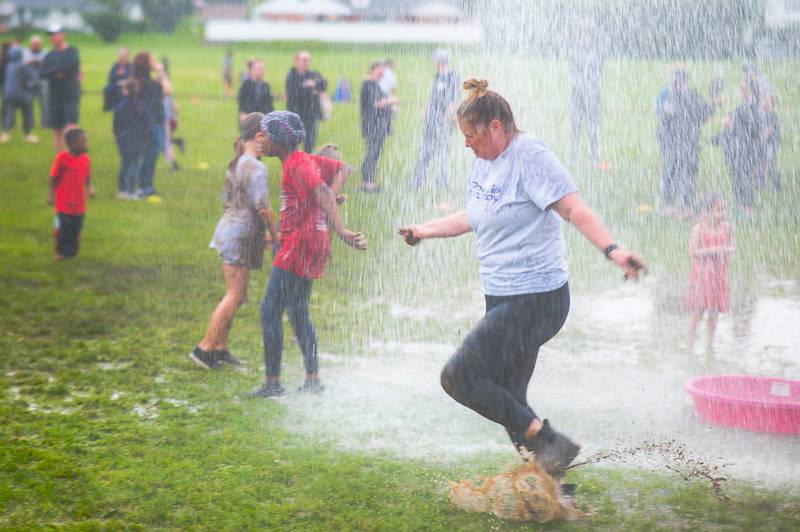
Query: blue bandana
261 111 306 150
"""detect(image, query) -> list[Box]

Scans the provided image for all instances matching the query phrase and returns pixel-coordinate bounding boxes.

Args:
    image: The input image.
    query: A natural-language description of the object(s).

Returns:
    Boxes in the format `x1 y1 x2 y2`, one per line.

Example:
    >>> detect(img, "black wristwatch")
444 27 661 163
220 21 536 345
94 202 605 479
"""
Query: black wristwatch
604 243 619 260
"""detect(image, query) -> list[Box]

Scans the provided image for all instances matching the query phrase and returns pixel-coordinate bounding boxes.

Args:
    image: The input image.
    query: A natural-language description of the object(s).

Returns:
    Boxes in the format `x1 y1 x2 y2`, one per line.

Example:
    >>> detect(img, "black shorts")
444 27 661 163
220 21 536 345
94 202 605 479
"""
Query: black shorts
49 97 80 129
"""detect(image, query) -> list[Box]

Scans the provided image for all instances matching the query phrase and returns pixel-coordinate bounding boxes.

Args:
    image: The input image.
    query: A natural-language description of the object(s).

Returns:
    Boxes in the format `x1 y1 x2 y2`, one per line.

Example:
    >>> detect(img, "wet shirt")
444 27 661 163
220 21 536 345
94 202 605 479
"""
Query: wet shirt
50 151 91 215
466 134 577 296
273 152 345 279
209 154 269 269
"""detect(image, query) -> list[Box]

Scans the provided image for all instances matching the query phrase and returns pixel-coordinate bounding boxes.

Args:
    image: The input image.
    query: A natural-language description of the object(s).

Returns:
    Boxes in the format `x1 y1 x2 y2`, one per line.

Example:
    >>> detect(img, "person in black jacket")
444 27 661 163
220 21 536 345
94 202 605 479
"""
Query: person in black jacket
126 52 167 199
285 50 326 153
39 25 80 153
713 79 762 215
359 61 397 192
103 47 130 112
656 67 714 216
238 59 273 123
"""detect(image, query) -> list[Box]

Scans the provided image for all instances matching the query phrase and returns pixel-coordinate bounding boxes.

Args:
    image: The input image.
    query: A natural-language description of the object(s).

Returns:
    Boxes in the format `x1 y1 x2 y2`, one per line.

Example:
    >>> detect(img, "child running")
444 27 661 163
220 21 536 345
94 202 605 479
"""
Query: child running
189 113 278 370
687 193 735 352
47 127 94 260
251 111 366 398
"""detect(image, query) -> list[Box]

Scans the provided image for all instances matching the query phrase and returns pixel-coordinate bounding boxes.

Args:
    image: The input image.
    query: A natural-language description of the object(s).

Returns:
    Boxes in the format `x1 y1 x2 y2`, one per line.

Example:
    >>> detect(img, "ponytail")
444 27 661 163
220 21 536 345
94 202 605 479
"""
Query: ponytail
457 78 519 134
227 136 245 173
227 112 265 172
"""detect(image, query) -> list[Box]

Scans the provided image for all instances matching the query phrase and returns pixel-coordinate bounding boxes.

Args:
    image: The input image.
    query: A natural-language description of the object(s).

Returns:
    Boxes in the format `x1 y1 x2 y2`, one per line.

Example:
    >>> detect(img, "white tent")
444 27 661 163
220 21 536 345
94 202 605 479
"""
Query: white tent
409 1 461 18
253 0 352 17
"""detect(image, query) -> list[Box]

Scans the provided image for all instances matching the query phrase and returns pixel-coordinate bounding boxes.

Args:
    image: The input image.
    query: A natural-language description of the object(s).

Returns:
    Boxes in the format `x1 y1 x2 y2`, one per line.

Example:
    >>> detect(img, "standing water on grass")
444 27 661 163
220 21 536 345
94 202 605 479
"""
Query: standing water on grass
270 0 800 494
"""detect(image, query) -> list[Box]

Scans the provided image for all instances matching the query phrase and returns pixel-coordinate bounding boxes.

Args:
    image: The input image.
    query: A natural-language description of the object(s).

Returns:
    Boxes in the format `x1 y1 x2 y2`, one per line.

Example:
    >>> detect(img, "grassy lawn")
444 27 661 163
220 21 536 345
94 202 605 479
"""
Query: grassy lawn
2 28 799 529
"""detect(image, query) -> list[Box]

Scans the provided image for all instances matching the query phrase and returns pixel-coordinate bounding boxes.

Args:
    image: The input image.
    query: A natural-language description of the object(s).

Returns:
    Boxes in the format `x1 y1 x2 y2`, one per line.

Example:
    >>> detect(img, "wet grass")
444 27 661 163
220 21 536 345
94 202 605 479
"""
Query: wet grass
2 30 800 529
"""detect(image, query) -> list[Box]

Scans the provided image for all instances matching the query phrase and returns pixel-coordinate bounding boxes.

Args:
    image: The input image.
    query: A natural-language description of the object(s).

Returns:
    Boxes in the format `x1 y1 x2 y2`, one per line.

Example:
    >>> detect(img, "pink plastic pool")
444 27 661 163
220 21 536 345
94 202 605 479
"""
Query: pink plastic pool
685 375 800 434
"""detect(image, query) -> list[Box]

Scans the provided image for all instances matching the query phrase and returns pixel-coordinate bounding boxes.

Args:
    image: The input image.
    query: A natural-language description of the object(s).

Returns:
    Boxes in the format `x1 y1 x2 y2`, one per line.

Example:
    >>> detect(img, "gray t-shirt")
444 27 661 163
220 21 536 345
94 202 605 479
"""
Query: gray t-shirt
209 154 269 269
466 134 577 296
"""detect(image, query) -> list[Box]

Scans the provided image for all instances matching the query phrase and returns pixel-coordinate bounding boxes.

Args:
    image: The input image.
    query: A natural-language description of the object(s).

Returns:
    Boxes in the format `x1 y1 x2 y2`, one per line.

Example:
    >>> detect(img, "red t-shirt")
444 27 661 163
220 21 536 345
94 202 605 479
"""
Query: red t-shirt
51 151 91 215
273 152 344 279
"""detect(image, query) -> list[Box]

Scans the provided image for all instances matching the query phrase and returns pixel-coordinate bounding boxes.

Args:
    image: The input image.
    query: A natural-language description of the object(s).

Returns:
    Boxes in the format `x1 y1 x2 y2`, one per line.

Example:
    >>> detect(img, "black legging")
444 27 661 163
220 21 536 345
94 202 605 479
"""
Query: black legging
440 283 570 445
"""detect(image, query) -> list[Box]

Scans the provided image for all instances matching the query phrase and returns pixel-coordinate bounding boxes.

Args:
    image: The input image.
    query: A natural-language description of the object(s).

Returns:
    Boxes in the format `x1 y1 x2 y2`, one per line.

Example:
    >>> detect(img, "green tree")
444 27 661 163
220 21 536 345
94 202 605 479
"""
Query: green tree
141 0 195 33
84 0 129 43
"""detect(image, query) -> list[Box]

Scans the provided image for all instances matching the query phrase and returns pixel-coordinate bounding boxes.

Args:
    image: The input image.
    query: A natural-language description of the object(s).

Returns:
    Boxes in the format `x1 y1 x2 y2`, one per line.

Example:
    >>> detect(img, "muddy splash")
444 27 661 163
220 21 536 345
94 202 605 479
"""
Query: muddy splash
449 459 583 522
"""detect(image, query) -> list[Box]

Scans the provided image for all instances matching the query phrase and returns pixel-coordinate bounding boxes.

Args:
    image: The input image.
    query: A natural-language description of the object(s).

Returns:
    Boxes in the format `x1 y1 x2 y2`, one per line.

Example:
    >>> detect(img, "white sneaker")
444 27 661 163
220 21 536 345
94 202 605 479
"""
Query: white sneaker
116 192 131 200
0 133 10 143
24 134 40 143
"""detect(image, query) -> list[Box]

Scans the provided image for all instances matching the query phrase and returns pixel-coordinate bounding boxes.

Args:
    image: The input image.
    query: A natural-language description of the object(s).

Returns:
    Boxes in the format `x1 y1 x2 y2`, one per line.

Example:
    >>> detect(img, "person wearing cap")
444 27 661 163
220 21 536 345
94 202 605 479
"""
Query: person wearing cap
359 61 397 192
39 25 80 153
410 48 460 190
656 66 714 217
250 111 367 398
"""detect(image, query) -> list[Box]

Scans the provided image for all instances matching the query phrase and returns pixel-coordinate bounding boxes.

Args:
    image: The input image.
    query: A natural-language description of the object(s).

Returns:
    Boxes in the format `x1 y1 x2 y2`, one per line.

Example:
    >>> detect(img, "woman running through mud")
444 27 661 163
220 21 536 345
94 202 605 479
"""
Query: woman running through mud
399 79 645 477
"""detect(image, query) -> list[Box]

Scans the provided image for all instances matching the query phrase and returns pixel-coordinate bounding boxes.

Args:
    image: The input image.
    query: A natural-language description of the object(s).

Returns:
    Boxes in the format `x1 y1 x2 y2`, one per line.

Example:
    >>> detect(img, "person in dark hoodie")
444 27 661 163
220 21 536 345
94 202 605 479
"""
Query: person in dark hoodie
1 46 38 143
656 67 714 217
238 59 273 123
113 81 151 200
713 79 762 215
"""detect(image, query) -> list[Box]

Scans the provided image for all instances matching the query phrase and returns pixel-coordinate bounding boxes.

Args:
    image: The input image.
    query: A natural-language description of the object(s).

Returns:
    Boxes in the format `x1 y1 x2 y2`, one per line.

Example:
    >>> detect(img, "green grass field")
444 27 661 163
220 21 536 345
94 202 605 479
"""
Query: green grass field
2 27 799 529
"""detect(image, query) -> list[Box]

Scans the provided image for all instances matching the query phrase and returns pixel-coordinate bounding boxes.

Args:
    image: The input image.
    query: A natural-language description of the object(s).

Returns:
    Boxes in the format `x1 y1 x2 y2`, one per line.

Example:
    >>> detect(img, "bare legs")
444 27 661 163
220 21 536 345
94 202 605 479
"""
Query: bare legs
198 264 250 351
688 309 718 352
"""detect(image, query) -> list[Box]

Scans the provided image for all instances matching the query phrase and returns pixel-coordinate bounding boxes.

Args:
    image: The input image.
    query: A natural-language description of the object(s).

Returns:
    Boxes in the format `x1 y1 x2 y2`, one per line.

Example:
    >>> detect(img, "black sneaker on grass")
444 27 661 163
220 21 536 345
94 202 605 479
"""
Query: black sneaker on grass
216 350 245 367
248 381 285 398
517 419 580 478
188 347 220 370
297 379 324 394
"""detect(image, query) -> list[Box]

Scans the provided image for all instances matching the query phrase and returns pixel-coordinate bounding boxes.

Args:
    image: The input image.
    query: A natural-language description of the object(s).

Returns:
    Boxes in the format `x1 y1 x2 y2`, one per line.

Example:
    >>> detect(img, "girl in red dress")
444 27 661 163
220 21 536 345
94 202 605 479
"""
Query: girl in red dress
687 194 735 351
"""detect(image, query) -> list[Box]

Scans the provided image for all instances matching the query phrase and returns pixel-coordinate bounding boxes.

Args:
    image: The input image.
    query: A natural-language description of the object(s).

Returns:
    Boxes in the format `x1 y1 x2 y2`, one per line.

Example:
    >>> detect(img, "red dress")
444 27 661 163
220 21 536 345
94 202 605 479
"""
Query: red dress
686 223 731 312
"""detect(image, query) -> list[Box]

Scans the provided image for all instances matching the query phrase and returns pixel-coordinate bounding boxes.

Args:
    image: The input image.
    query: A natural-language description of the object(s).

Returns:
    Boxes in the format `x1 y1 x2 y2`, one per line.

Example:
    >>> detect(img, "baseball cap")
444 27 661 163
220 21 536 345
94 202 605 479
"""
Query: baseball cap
46 23 64 35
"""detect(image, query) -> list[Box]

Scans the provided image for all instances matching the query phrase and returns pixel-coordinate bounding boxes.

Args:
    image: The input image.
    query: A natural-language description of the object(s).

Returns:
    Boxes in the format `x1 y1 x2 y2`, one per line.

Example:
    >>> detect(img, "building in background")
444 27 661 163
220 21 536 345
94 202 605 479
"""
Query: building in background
0 0 142 33
206 0 478 43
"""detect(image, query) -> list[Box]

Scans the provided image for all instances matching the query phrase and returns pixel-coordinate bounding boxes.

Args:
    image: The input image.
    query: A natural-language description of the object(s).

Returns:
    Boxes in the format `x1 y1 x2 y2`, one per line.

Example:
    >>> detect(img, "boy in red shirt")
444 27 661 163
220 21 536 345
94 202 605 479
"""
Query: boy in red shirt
47 127 94 260
251 111 366 398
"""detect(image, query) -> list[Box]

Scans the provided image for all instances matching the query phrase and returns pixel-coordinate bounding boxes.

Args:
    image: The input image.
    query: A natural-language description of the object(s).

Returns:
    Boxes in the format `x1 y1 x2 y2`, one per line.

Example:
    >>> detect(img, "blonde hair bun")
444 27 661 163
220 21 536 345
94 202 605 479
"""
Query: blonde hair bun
463 78 490 99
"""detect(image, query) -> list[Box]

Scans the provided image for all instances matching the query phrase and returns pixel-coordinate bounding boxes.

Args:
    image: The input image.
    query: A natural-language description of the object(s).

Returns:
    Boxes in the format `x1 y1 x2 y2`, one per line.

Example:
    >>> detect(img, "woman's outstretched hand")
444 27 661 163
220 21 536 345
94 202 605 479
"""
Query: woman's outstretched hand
398 226 422 246
609 248 647 281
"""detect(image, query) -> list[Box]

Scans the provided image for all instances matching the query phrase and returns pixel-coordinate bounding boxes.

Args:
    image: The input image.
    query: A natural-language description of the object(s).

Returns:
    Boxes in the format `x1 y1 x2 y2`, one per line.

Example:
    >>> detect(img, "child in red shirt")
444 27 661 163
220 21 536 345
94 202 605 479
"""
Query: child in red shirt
47 128 94 259
251 112 366 398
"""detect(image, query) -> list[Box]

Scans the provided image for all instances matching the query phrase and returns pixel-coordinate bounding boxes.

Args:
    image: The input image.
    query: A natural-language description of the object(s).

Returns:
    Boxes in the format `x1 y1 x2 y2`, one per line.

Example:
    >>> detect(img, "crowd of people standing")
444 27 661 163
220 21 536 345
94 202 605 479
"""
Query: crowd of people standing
1 27 78 147
656 63 782 218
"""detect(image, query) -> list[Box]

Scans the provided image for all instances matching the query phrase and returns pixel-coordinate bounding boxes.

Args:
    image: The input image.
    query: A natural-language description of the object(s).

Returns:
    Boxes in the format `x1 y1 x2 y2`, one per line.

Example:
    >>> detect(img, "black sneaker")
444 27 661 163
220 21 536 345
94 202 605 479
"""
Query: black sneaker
188 347 220 370
248 381 285 398
297 379 324 394
517 419 580 477
216 350 245 367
